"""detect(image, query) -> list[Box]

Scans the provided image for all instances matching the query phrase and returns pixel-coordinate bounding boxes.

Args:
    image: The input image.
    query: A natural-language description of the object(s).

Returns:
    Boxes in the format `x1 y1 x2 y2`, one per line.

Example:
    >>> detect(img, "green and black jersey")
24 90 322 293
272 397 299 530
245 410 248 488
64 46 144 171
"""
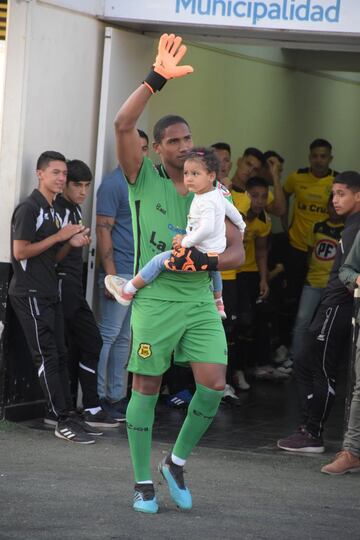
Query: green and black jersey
127 157 212 302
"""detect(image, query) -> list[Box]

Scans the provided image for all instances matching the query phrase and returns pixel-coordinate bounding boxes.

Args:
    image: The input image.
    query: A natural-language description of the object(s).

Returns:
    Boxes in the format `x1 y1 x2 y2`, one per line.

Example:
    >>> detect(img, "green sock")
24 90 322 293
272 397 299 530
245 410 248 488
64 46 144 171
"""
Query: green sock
172 383 224 461
126 389 159 483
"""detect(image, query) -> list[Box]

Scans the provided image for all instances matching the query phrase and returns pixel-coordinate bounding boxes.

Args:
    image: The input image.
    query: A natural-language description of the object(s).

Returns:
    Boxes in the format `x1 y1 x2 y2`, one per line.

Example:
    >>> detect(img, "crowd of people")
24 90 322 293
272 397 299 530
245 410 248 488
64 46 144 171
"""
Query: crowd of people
8 33 360 514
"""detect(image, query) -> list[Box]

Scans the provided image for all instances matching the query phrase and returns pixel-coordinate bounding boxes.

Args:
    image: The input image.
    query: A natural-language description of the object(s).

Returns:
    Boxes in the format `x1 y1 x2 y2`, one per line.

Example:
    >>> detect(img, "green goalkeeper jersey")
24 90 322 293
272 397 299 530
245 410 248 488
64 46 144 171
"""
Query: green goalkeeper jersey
127 157 212 302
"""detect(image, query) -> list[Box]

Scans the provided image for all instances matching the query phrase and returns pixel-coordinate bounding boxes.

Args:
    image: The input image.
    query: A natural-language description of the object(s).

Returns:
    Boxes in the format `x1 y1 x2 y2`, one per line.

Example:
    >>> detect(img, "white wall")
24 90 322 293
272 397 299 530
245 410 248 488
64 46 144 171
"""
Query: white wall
86 27 153 305
0 0 104 262
0 42 5 147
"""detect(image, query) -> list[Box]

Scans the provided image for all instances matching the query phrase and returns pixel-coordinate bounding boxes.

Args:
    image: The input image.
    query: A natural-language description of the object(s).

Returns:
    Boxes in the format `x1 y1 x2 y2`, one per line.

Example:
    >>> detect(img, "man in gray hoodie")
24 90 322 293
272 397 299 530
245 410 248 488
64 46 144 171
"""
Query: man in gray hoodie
321 229 360 475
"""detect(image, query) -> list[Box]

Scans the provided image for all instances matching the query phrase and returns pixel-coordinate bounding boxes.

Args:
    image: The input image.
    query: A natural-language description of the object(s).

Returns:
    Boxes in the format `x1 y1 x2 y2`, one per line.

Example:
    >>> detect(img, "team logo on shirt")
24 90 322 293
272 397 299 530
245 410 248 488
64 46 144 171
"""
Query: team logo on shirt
138 343 152 359
314 239 338 261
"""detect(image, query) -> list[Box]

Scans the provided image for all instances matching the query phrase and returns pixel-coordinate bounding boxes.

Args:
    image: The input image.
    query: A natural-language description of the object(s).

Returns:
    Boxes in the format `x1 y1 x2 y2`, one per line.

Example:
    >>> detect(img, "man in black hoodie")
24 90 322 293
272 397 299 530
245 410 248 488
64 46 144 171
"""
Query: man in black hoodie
55 159 118 428
277 171 360 453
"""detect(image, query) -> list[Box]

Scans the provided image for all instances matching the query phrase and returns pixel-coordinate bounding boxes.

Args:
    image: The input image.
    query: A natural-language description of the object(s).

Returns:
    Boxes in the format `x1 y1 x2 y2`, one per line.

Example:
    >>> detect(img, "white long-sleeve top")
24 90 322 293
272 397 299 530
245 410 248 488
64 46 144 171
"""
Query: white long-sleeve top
181 188 246 253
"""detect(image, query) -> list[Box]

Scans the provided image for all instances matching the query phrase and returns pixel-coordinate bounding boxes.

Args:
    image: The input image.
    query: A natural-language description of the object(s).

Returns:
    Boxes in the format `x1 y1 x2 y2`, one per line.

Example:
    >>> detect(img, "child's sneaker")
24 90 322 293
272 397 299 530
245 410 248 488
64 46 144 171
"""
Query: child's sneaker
233 370 250 391
215 299 227 320
104 275 134 306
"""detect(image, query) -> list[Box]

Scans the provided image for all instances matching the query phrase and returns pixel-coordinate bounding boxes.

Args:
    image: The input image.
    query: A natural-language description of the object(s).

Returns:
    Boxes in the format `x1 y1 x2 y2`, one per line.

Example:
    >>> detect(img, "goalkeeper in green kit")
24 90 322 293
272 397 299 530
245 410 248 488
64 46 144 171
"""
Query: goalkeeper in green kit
114 33 244 514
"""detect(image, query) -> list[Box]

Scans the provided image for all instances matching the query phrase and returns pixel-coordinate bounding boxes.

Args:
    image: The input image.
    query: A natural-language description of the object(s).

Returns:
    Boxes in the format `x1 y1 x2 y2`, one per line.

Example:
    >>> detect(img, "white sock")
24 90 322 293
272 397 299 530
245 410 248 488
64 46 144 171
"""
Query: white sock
171 453 186 467
124 281 138 295
136 480 153 485
85 406 101 415
215 297 223 304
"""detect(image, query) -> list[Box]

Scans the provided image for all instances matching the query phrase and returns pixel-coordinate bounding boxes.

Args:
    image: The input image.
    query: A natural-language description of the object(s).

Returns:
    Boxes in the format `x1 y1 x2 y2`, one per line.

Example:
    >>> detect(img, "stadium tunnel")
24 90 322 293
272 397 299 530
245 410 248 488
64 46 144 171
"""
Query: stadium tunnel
0 0 360 420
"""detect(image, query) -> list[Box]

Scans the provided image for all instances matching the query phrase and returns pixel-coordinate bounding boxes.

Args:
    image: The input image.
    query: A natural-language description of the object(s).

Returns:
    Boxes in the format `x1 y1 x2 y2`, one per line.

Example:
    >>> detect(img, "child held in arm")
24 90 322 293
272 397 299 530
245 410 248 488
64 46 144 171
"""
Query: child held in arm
105 147 246 318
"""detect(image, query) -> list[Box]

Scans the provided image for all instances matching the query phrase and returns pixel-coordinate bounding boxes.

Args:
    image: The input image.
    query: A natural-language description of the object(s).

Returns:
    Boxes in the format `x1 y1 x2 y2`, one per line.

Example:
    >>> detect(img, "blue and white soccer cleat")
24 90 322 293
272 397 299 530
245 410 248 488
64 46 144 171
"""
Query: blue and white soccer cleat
133 484 159 514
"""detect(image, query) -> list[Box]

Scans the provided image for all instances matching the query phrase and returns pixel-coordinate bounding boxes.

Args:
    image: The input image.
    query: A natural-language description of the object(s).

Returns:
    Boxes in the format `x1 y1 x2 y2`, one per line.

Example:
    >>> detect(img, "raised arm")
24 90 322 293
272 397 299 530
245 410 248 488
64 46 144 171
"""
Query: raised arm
114 33 193 183
266 158 286 217
114 86 151 183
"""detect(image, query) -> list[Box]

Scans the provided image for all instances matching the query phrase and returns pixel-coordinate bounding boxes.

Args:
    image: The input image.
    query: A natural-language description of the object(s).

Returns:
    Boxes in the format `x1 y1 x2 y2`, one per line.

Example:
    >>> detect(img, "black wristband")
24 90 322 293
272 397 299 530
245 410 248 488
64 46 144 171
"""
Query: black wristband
144 70 167 93
207 255 218 271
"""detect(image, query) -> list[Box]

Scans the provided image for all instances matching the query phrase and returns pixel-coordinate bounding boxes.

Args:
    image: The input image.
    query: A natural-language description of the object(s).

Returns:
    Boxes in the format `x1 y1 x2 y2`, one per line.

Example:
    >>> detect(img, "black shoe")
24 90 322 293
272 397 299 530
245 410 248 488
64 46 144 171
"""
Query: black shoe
55 418 96 444
69 411 103 436
83 409 120 428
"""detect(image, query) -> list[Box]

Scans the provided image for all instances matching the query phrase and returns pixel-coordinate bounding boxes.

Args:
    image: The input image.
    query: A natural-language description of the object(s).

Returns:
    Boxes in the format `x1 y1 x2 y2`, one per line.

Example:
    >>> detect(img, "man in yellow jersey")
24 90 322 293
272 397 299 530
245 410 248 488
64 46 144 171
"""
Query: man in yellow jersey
236 177 275 381
209 142 249 393
222 148 285 389
211 142 232 189
283 139 338 306
231 147 286 218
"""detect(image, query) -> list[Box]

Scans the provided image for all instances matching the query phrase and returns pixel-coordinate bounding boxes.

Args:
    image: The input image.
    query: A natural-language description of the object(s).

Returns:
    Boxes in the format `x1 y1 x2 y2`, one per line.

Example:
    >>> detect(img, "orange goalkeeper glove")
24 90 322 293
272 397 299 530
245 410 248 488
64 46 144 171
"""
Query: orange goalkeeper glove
144 33 194 93
164 247 218 272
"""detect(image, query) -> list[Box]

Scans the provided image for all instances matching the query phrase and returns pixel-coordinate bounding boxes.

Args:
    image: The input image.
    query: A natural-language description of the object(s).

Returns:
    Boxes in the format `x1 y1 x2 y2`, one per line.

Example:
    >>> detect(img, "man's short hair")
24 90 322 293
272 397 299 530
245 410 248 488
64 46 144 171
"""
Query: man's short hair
246 176 269 190
36 151 66 170
137 129 149 144
243 147 266 166
211 142 231 155
309 139 332 152
66 159 92 183
263 150 284 164
153 115 190 144
333 171 360 191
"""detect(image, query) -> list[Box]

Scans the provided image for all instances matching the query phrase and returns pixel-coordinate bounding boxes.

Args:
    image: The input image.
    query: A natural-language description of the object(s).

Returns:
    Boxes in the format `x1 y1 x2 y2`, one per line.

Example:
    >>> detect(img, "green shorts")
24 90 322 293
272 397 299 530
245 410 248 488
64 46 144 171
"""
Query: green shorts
128 298 227 376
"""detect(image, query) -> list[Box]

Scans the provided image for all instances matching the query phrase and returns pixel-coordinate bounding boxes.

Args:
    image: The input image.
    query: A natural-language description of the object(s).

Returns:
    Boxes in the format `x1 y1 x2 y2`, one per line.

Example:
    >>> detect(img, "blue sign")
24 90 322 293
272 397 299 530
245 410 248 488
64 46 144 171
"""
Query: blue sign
104 0 360 34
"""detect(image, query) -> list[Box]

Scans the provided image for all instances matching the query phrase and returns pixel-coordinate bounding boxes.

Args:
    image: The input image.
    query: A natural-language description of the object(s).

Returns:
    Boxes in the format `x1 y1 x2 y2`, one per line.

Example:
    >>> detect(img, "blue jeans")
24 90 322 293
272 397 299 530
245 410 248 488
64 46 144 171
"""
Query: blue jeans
97 273 132 401
291 285 323 361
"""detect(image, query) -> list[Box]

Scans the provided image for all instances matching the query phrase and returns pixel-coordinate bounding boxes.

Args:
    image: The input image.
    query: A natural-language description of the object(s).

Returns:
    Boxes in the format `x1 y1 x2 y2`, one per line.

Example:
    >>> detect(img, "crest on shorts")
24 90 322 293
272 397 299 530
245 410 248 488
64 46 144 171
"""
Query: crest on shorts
138 343 152 359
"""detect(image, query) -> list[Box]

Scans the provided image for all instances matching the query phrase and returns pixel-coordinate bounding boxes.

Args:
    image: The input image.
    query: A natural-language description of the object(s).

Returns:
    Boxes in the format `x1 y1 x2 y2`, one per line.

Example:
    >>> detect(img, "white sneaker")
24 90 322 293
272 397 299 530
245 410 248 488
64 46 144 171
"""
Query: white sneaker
282 358 294 369
275 365 293 376
233 370 250 391
223 384 239 399
274 345 289 364
271 367 291 379
253 365 274 379
254 366 290 380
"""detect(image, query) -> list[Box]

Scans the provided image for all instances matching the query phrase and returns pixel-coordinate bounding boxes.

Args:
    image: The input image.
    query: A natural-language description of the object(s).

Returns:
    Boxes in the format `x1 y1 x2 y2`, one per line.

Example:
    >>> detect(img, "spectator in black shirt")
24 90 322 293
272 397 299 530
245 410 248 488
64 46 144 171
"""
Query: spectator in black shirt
54 159 119 428
9 151 97 444
277 171 360 454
